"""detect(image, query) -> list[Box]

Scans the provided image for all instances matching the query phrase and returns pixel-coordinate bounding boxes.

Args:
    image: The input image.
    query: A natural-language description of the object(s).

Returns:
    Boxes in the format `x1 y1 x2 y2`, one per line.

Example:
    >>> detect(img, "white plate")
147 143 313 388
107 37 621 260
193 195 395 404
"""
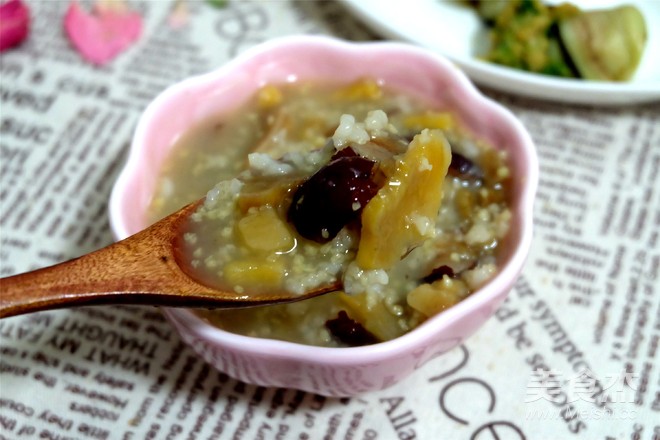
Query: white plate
341 0 660 105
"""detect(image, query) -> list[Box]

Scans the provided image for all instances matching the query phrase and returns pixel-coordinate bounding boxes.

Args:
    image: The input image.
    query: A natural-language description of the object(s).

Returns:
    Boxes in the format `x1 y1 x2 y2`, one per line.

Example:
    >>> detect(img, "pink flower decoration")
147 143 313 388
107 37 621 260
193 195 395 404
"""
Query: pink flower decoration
64 1 142 66
0 0 30 52
168 0 189 29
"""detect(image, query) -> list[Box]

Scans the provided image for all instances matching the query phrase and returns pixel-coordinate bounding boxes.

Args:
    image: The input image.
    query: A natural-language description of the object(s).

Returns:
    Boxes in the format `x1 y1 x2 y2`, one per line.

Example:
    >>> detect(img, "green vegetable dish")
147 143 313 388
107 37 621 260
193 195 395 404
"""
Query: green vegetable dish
469 0 648 81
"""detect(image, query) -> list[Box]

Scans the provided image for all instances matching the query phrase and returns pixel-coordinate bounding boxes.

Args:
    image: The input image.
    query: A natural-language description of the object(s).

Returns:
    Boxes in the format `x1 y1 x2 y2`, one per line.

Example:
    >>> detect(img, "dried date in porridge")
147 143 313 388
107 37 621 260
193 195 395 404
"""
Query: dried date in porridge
148 80 512 347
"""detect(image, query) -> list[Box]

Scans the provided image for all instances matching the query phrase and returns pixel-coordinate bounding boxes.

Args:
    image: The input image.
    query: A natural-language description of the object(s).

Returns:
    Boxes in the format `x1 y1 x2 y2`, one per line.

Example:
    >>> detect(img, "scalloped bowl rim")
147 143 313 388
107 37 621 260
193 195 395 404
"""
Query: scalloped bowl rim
109 36 538 367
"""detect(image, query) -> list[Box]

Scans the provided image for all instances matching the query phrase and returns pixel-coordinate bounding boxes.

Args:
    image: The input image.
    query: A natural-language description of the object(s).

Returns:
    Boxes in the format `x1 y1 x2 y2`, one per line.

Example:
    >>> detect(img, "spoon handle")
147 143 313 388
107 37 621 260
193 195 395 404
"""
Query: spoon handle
0 202 213 318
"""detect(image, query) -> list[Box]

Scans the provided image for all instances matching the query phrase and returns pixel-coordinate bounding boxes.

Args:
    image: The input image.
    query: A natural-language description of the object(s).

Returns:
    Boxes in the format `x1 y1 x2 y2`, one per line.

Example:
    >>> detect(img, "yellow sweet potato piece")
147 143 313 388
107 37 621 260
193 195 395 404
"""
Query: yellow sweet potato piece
407 277 468 317
357 129 452 270
237 207 294 252
335 78 383 100
403 112 455 131
236 178 298 213
257 85 283 108
223 258 285 290
338 292 407 341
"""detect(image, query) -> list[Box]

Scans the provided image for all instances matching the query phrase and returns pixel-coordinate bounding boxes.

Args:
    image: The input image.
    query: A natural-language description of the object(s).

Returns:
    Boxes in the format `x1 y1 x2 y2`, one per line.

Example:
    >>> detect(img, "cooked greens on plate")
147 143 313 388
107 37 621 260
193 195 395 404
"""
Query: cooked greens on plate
469 0 648 81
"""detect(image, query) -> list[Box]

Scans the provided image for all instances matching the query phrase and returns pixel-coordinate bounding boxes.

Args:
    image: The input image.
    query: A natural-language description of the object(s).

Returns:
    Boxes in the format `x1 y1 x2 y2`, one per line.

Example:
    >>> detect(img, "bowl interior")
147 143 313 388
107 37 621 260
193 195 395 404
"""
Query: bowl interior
109 36 537 358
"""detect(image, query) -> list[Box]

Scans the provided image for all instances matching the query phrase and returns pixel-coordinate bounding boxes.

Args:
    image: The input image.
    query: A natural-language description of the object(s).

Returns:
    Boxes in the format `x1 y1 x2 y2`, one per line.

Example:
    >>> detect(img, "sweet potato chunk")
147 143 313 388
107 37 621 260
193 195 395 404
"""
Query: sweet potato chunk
356 129 452 270
237 207 294 252
407 277 468 317
223 258 285 290
236 178 299 213
339 293 407 341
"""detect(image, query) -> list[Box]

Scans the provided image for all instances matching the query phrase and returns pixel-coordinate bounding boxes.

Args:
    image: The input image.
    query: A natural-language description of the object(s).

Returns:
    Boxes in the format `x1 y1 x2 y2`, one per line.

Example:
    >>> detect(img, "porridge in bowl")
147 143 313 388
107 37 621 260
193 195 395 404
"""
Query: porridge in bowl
148 79 512 348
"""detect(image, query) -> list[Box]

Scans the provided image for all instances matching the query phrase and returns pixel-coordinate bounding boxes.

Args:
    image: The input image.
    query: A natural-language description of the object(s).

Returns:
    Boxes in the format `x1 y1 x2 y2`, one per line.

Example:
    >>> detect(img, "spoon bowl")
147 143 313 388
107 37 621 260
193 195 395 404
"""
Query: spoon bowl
0 198 337 319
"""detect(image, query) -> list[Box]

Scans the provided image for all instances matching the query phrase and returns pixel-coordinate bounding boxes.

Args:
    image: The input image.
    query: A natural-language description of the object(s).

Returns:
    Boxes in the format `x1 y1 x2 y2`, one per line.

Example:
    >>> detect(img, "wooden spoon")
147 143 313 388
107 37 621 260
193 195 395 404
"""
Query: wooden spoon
0 199 340 319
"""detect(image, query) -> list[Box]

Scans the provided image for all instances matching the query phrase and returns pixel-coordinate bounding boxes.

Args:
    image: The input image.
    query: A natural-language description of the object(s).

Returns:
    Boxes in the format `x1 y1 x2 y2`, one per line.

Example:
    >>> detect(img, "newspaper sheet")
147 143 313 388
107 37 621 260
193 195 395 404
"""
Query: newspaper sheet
1 1 658 439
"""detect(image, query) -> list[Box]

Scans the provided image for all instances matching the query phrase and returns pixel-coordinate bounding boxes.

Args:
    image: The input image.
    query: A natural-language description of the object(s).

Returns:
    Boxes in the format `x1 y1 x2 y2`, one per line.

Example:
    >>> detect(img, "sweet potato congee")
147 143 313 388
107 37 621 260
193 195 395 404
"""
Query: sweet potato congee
147 79 512 347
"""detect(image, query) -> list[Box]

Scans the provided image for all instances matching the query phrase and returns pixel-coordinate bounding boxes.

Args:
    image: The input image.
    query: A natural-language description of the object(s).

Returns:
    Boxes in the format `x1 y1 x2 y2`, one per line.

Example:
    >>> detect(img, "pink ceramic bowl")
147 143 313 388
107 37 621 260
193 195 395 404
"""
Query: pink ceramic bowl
109 35 538 396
